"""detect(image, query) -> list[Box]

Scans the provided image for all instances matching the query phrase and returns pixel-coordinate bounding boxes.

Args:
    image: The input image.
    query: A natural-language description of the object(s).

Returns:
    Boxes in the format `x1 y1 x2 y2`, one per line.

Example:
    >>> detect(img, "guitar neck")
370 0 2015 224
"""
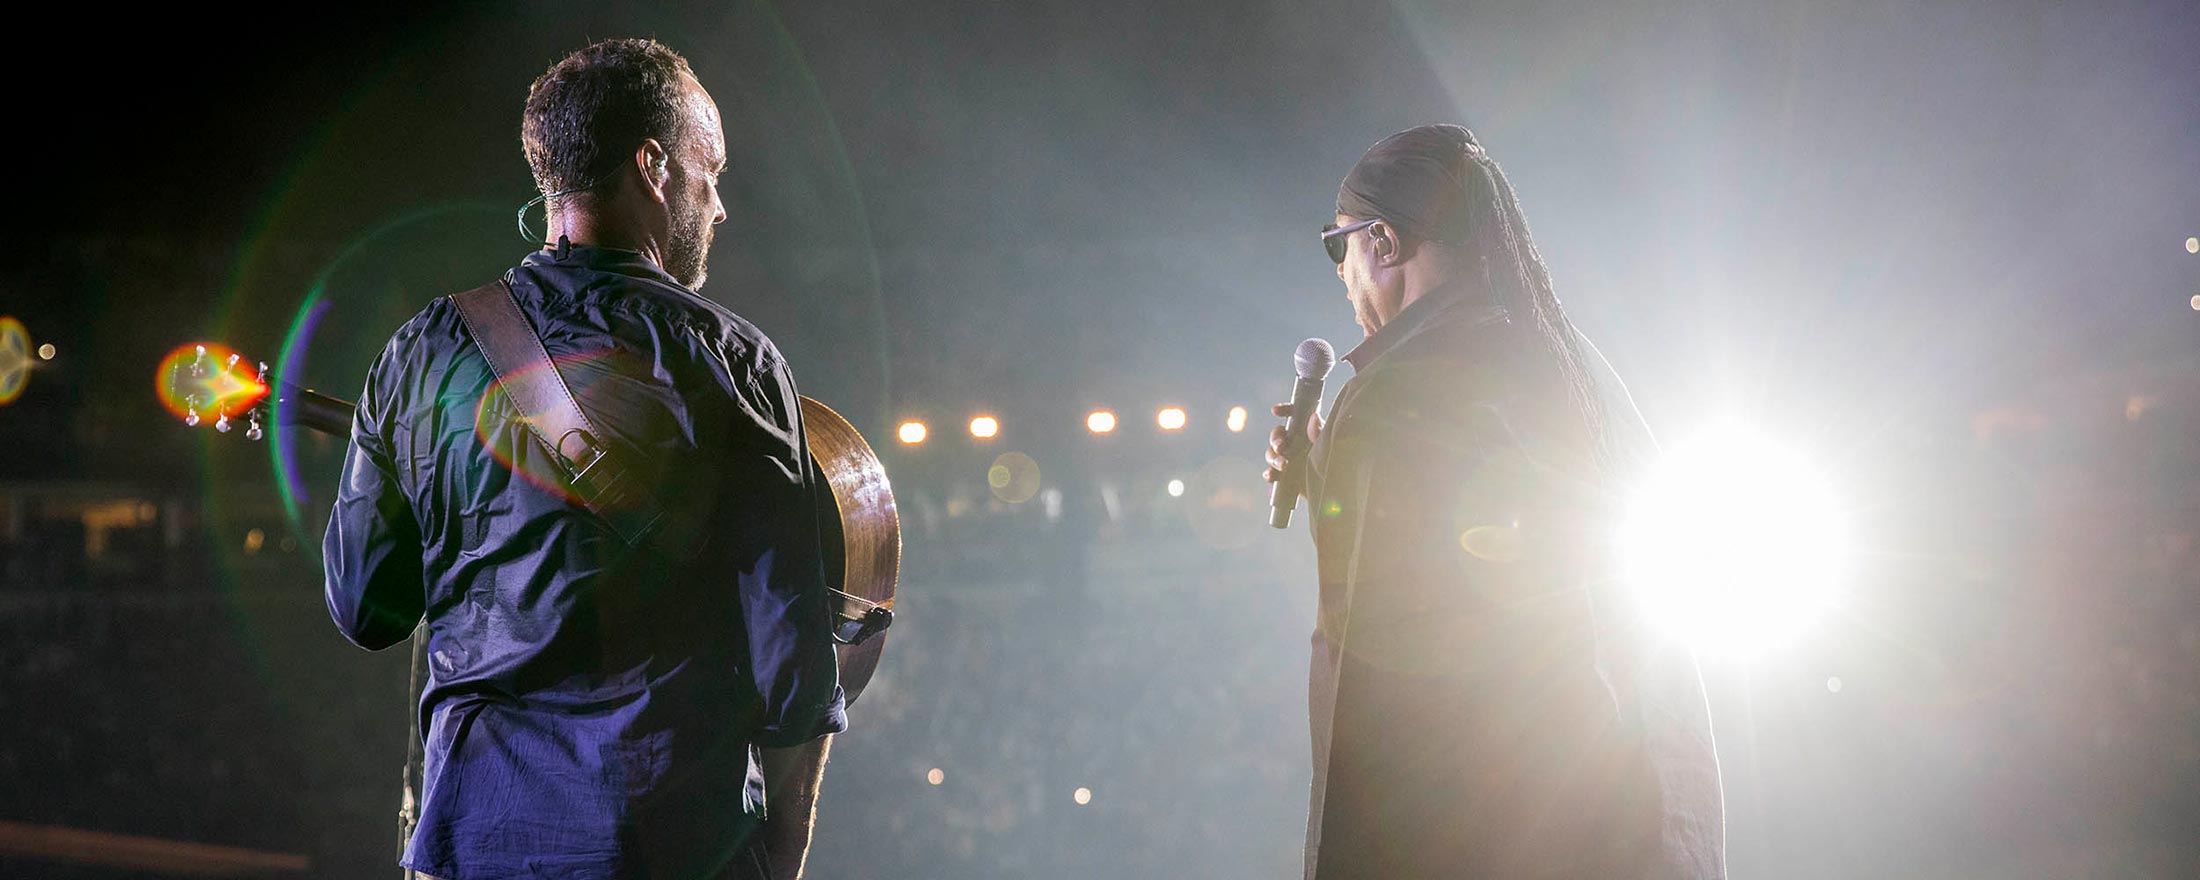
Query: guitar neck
279 384 356 438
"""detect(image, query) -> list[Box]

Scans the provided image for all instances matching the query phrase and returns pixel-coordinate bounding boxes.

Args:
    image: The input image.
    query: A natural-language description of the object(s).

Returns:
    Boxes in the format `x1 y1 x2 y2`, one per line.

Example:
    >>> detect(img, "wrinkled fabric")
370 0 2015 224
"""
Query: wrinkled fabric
324 244 846 880
1304 285 1725 879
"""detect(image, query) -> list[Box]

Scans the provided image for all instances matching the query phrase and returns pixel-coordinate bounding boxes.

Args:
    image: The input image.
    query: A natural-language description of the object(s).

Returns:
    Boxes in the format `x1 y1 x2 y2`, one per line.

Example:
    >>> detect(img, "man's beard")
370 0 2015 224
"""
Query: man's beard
664 196 713 289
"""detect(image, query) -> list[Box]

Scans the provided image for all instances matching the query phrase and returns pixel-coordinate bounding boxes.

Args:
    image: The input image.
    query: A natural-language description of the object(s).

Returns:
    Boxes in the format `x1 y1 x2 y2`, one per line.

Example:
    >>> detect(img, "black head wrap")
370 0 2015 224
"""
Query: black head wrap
1335 123 1488 244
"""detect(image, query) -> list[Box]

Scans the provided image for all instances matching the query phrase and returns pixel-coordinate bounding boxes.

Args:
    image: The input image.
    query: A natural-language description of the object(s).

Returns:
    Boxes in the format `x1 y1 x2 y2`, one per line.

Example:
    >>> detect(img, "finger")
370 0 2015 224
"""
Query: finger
1272 403 1293 418
1261 466 1280 483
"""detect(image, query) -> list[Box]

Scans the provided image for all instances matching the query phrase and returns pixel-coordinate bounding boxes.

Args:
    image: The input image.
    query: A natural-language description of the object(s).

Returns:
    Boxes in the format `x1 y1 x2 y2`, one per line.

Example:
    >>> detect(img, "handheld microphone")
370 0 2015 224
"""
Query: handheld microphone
1269 337 1335 529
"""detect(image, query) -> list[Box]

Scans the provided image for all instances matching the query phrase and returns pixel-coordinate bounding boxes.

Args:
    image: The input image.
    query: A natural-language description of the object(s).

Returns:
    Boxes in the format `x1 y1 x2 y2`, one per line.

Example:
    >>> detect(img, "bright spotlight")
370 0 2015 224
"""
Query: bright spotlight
897 421 928 445
1619 424 1846 658
1156 407 1187 431
37 343 55 361
969 415 999 439
1166 478 1185 497
1086 410 1117 434
1225 406 1248 433
1072 786 1093 805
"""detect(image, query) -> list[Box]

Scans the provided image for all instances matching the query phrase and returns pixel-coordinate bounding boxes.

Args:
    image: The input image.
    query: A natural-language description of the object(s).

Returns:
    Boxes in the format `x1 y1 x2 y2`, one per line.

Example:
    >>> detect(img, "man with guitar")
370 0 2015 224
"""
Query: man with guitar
324 39 844 880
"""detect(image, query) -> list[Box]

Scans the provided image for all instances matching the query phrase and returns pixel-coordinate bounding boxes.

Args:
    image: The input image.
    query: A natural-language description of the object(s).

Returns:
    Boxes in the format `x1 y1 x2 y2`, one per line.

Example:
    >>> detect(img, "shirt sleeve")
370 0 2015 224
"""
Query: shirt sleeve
705 338 847 747
322 339 427 651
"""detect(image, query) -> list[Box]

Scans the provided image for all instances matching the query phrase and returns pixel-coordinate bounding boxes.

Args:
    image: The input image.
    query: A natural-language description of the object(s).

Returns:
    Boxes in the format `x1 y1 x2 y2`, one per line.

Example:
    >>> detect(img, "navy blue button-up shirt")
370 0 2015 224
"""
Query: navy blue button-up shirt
324 244 846 880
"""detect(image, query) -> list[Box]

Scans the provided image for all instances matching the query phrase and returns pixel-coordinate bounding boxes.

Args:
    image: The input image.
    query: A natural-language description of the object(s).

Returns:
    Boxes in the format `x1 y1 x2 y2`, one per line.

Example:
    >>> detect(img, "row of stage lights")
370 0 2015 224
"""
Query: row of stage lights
896 405 1253 445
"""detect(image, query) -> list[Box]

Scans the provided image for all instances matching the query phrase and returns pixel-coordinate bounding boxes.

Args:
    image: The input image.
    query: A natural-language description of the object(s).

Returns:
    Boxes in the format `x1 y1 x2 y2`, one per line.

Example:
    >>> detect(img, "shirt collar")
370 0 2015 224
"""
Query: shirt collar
1341 282 1508 370
520 241 684 288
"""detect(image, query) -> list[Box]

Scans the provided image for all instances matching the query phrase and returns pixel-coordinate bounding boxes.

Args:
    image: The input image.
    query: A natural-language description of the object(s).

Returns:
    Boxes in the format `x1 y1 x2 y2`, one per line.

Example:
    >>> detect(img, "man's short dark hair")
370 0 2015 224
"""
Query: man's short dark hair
522 38 697 196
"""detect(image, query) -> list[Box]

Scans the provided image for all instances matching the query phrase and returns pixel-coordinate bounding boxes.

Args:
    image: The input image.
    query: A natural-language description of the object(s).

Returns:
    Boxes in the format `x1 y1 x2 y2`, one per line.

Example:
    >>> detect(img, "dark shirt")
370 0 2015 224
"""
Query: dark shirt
1305 285 1724 879
324 244 846 880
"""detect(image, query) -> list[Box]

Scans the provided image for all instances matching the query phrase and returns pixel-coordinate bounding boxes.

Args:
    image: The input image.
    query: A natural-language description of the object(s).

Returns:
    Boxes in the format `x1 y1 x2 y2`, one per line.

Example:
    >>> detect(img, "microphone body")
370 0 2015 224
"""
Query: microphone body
1269 338 1335 529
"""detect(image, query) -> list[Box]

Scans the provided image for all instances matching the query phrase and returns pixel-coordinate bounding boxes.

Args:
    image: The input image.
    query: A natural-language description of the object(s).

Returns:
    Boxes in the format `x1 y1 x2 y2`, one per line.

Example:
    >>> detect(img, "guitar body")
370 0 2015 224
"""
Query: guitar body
800 398 900 707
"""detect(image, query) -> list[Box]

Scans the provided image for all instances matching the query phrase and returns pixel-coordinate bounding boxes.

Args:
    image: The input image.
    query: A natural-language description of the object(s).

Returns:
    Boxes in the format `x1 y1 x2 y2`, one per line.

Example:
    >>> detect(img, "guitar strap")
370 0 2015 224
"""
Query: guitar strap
450 278 667 547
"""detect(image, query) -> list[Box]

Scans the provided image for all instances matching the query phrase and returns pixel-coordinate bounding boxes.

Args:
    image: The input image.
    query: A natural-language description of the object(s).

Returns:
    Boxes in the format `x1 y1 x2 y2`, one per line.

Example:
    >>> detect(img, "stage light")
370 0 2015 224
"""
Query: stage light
1156 407 1187 431
1619 423 1846 658
1073 787 1093 805
897 421 928 445
969 415 999 439
2187 236 2198 254
1226 406 1248 433
1166 478 1185 497
36 343 54 361
926 768 945 785
1086 410 1117 434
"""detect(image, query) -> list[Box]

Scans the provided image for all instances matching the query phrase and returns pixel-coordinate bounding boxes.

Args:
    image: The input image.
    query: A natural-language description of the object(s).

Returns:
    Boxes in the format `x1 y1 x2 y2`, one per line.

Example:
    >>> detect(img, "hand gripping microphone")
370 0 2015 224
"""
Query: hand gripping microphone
1269 338 1335 529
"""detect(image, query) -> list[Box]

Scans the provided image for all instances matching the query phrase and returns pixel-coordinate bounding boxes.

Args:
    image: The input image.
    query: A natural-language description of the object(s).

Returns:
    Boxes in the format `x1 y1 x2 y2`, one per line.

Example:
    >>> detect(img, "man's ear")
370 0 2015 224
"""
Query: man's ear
1368 220 1404 267
636 139 670 204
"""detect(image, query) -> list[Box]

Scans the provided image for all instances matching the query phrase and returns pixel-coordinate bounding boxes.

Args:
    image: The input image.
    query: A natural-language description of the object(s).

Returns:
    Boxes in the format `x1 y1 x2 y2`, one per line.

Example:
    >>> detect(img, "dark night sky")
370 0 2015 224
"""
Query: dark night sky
16 1 2200 468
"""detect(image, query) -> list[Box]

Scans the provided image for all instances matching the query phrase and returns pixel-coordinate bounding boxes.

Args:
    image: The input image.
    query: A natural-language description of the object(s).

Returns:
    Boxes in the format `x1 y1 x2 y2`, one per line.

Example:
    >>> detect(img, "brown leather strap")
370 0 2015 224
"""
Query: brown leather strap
452 280 601 465
451 278 665 546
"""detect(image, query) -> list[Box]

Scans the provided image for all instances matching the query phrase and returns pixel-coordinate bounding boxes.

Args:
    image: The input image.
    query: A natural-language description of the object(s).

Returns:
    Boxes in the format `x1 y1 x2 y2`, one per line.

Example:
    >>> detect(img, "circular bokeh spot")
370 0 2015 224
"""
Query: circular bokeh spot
987 451 1042 503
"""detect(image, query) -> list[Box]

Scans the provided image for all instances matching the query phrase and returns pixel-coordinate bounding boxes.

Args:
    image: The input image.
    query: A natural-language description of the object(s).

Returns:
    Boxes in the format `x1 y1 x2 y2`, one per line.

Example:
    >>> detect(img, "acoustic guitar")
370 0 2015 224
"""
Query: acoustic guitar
158 342 900 703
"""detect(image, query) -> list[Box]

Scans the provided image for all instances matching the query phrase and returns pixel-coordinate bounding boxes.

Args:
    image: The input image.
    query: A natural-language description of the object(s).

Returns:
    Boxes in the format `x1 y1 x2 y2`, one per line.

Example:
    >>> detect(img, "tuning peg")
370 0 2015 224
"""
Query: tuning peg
215 412 231 433
246 410 263 441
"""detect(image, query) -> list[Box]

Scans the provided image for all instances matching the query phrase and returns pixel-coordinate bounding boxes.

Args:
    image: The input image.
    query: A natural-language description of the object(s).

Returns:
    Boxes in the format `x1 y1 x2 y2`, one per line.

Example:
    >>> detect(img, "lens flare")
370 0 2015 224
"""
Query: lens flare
0 317 28 405
156 342 270 424
1620 424 1847 658
1225 406 1248 433
968 415 999 439
1156 407 1187 431
988 451 1042 503
1086 410 1117 434
898 421 928 444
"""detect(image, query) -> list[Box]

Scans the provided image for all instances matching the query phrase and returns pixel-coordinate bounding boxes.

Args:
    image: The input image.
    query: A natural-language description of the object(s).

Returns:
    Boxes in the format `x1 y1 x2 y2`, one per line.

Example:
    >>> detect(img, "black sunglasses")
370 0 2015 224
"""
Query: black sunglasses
1320 217 1381 264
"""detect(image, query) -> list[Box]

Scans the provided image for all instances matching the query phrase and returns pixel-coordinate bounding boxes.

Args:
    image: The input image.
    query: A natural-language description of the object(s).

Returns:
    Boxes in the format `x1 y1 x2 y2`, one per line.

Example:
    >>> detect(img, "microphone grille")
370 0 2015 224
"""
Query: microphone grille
1294 338 1336 380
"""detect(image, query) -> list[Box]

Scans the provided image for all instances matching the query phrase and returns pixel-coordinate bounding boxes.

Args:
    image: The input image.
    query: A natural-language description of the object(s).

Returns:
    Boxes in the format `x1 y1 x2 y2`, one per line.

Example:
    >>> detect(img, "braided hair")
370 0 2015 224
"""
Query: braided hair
1336 124 1609 472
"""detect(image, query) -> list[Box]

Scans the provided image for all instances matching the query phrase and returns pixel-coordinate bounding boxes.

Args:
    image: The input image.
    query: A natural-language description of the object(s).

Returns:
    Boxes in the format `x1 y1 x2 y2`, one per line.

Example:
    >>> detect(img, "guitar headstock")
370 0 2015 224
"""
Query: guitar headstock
158 342 272 440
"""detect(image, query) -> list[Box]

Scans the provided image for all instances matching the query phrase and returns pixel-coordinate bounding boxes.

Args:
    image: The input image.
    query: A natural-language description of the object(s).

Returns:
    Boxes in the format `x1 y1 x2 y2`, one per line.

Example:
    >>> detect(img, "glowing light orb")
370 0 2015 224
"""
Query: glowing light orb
1620 424 1846 658
1086 410 1117 434
0 317 27 405
1226 406 1249 433
897 420 928 445
926 768 945 786
968 415 999 439
1166 478 1186 497
2187 236 2198 254
37 343 55 361
156 342 269 424
1156 407 1187 431
1072 787 1093 805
